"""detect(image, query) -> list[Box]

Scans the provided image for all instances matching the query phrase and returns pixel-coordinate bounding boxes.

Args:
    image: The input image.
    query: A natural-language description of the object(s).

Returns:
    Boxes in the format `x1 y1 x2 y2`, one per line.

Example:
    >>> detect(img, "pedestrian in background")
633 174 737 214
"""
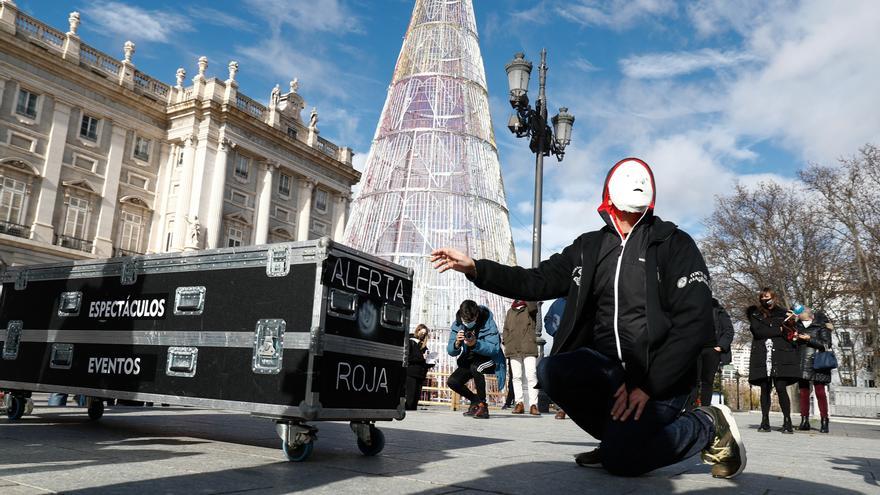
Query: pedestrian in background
502 300 540 415
693 298 734 407
544 298 568 419
794 307 833 433
747 288 799 434
405 324 432 410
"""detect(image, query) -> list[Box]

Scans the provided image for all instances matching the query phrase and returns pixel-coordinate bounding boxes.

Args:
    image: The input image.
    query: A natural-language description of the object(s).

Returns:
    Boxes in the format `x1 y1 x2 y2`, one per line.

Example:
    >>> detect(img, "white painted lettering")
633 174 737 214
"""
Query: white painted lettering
336 362 351 391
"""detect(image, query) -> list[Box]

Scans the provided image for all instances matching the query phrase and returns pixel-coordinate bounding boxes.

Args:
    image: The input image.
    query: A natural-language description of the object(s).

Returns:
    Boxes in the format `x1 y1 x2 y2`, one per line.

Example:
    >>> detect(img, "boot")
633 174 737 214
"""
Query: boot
529 404 541 416
511 402 525 414
472 402 490 419
781 417 794 434
554 410 567 420
798 416 811 431
758 418 771 432
820 417 829 433
462 402 479 416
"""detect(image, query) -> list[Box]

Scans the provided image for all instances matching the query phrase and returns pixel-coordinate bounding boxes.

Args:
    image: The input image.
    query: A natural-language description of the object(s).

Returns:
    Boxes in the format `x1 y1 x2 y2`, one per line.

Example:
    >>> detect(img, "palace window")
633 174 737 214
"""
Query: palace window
80 114 99 141
227 225 244 247
234 155 250 180
314 189 328 213
118 211 143 253
133 136 151 161
15 88 38 118
63 196 90 239
278 173 291 197
0 177 27 225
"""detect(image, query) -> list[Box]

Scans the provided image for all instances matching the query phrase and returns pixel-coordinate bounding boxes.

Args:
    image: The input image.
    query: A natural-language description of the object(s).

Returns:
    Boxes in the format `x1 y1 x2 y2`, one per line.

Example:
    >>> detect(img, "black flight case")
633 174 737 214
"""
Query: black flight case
0 238 413 461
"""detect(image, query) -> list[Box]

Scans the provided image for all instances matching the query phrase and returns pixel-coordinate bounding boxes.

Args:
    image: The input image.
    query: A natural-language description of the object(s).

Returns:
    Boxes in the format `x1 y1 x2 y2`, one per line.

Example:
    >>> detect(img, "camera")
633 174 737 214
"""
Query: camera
464 329 476 341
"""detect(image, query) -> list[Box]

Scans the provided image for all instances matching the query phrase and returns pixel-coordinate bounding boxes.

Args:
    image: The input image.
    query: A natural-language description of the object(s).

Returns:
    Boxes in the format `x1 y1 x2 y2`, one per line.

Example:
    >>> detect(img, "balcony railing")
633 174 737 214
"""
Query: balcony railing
15 12 64 52
235 93 266 120
55 234 93 253
316 136 339 159
80 42 122 78
112 248 143 258
0 221 30 239
133 70 171 100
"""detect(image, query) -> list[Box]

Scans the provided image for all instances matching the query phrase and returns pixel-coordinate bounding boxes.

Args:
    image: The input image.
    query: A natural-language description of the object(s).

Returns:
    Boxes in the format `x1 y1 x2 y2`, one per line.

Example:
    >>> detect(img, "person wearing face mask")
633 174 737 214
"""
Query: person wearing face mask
746 288 800 434
793 307 833 433
431 158 745 479
502 300 541 415
446 299 506 419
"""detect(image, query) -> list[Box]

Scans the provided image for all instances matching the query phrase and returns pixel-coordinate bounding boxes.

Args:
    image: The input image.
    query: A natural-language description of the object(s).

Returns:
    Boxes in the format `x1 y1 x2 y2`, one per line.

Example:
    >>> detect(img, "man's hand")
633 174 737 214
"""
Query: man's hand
430 248 476 277
454 330 465 348
798 333 811 341
713 346 722 352
611 385 650 422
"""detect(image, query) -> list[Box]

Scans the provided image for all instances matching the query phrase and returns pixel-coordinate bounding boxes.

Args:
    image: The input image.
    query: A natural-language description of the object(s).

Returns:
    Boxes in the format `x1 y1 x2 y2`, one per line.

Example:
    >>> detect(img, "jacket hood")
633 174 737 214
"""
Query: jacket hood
597 157 657 236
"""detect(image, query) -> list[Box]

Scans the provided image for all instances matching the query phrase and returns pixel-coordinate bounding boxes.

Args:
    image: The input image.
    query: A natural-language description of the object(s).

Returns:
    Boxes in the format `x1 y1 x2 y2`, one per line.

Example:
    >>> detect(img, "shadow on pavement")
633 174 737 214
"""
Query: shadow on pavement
828 456 879 488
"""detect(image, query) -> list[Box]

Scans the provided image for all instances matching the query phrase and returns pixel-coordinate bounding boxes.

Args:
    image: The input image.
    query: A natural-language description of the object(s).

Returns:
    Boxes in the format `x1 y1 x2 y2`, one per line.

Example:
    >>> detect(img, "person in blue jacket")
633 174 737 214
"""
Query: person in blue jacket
446 299 506 419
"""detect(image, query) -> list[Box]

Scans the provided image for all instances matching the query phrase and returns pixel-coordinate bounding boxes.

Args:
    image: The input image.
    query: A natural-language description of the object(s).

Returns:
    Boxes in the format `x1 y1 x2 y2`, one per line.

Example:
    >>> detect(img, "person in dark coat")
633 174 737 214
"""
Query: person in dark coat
794 307 833 433
405 324 431 410
431 158 745 479
747 288 800 433
693 298 735 407
502 300 540 415
544 298 568 419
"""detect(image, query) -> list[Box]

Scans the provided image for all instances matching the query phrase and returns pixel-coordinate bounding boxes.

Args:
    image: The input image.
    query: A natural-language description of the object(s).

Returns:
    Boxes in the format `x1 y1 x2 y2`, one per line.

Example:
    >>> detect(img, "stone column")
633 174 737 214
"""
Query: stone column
118 41 135 89
331 192 350 241
205 137 231 249
296 178 315 241
92 125 127 257
30 101 71 243
254 161 275 245
148 141 174 253
172 135 196 251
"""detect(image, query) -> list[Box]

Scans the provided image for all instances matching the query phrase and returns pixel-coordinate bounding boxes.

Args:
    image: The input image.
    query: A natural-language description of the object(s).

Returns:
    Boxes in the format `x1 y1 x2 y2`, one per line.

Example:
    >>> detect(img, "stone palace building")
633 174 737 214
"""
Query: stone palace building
0 1 359 266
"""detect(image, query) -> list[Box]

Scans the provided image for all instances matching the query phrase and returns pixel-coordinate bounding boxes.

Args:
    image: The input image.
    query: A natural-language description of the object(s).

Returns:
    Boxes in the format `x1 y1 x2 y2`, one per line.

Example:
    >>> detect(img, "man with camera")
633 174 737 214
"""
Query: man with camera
446 300 506 419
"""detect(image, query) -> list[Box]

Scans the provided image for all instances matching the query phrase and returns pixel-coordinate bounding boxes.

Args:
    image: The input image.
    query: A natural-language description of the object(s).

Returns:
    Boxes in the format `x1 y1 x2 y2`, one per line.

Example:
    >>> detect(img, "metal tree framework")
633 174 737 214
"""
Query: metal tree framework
344 0 517 384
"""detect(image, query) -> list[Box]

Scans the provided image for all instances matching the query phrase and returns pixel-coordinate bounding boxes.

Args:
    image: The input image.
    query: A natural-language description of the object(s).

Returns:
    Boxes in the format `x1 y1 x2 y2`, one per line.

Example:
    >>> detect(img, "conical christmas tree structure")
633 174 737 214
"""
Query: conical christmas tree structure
344 0 517 376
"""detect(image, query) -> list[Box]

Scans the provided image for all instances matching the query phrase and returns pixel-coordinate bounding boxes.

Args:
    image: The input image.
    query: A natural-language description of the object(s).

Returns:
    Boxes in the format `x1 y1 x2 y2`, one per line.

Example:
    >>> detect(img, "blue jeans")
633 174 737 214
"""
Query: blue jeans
537 348 714 476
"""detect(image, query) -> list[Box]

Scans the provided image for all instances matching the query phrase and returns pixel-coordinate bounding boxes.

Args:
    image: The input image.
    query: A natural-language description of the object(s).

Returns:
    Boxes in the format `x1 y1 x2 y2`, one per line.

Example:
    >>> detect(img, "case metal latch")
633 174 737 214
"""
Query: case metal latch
253 319 285 374
58 291 83 317
2 320 22 360
174 286 206 315
121 260 137 285
14 270 27 290
50 343 74 369
166 347 198 377
266 246 291 278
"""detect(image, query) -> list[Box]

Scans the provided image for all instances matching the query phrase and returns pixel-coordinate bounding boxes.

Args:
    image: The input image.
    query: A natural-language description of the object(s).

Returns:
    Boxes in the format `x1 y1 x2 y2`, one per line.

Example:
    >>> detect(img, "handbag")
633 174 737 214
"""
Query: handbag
813 350 838 371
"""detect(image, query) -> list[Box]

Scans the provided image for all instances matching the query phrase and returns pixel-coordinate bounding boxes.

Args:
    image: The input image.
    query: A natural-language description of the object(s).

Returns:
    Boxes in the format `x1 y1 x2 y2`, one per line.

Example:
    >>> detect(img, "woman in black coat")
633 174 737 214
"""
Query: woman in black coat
794 308 833 433
747 288 800 433
405 324 431 410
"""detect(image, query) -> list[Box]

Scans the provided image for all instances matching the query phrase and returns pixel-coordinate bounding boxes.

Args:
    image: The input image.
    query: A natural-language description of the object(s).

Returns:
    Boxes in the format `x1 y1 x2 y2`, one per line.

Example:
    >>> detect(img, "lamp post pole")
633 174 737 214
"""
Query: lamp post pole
505 49 575 412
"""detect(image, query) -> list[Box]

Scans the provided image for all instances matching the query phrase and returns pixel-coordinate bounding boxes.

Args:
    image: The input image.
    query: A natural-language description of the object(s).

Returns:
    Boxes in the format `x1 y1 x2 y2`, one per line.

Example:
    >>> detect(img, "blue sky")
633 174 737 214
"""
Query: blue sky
19 0 880 265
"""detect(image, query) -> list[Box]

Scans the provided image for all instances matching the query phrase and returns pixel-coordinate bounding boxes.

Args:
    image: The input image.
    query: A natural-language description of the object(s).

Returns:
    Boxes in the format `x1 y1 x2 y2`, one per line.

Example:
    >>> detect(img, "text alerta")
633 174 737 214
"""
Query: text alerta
329 257 407 305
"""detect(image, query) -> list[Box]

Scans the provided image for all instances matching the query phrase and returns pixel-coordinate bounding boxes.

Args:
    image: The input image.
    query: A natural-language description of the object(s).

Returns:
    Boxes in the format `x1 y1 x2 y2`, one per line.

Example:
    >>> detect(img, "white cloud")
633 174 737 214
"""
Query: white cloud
557 0 678 30
620 49 757 79
186 7 256 32
237 35 347 99
243 0 361 33
724 0 880 163
82 1 192 43
349 150 369 199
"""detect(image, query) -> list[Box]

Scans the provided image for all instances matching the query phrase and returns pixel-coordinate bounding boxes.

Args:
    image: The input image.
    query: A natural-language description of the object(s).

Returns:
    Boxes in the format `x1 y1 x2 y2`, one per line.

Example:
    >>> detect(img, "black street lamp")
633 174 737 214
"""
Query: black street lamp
505 49 575 270
505 49 574 412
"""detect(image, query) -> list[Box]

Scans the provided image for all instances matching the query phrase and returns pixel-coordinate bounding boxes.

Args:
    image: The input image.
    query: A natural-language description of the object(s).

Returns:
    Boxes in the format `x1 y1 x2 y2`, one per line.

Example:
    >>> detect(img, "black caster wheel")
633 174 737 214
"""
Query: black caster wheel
282 439 314 462
5 396 25 420
87 399 104 421
356 426 385 456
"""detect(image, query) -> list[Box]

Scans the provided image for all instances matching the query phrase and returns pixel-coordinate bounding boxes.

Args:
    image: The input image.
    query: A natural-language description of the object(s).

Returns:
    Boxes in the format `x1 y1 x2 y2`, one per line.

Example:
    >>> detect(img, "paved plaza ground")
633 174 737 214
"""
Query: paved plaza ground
0 395 877 494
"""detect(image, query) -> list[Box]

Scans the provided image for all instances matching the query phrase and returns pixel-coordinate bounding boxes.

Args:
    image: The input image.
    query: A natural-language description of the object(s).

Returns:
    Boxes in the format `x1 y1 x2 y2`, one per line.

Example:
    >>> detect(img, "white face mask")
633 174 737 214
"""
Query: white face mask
608 160 653 213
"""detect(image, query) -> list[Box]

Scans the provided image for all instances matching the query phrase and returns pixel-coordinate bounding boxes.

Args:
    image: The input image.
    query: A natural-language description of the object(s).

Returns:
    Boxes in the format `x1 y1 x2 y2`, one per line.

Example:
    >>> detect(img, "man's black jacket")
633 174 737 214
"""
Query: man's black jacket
469 215 714 400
